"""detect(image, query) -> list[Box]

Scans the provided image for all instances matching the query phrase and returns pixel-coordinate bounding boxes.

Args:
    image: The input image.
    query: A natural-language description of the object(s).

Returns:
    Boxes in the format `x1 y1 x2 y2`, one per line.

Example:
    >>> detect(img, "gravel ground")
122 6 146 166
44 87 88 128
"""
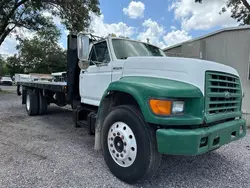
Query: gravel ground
0 85 17 92
0 87 250 188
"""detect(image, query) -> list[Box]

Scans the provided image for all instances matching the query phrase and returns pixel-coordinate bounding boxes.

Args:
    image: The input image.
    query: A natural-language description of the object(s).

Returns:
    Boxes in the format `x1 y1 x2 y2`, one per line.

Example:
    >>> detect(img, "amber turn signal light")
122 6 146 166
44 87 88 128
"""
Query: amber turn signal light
149 99 172 116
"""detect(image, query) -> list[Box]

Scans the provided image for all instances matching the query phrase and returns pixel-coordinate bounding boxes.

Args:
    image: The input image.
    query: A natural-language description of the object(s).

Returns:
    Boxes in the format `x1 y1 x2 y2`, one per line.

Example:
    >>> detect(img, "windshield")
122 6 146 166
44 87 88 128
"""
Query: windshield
112 39 165 59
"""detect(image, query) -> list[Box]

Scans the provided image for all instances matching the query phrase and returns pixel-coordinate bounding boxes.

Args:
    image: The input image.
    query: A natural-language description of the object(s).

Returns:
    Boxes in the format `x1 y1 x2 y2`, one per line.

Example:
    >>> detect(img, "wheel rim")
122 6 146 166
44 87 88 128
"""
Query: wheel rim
26 94 30 111
107 122 137 167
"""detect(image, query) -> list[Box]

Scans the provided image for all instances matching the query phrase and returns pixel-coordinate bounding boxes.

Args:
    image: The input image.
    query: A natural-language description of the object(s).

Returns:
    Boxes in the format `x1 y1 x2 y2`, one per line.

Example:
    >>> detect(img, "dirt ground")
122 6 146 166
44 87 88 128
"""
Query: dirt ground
0 86 250 188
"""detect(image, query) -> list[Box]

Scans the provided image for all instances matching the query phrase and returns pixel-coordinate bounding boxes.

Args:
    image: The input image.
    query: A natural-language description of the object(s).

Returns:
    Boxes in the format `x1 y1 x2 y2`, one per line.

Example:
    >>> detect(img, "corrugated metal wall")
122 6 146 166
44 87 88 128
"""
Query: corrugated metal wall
181 41 202 58
165 46 182 57
164 29 250 125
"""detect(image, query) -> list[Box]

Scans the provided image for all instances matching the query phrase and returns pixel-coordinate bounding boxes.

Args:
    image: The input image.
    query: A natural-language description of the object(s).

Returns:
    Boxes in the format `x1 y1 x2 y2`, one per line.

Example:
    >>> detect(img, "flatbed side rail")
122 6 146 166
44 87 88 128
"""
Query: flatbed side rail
17 82 67 93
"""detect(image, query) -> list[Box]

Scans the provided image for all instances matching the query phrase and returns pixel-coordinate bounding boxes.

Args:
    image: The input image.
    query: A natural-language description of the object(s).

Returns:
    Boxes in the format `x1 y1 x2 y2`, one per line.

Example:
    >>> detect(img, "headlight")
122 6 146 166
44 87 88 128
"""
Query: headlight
149 99 184 116
172 101 184 114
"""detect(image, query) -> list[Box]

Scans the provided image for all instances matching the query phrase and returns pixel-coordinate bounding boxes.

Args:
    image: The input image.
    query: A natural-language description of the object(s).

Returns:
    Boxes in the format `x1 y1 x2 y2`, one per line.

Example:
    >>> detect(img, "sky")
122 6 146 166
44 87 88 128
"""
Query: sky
0 0 238 56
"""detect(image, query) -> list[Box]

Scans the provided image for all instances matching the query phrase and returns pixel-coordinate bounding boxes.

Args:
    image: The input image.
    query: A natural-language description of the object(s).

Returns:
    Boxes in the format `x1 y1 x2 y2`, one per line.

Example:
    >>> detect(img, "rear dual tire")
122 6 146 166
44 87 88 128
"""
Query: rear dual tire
26 89 47 116
38 91 48 115
101 105 162 184
26 90 39 116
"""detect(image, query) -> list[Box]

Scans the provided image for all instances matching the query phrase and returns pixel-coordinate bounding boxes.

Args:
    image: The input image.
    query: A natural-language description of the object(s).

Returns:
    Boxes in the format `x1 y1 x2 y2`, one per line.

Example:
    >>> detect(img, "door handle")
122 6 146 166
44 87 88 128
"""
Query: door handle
113 67 122 70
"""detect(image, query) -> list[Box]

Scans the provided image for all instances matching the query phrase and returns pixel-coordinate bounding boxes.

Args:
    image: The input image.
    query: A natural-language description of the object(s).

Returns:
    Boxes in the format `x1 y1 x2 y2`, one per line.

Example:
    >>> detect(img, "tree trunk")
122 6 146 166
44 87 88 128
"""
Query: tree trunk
241 0 250 12
0 27 15 46
0 30 10 46
0 0 28 46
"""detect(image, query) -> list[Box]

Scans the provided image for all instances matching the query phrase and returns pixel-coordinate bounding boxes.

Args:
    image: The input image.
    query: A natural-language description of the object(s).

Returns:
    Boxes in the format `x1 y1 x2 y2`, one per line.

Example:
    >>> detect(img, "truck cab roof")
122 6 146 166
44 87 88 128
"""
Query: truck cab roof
92 36 161 49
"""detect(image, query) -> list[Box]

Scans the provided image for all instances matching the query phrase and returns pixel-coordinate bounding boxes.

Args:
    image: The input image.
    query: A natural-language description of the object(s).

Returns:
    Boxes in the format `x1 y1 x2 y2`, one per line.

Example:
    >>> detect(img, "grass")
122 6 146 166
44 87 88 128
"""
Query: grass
0 90 10 94
0 88 12 94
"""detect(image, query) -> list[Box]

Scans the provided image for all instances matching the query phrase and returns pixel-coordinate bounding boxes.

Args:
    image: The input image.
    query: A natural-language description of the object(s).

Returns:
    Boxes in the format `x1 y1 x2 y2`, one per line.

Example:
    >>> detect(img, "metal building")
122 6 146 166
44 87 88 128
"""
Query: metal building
163 26 250 125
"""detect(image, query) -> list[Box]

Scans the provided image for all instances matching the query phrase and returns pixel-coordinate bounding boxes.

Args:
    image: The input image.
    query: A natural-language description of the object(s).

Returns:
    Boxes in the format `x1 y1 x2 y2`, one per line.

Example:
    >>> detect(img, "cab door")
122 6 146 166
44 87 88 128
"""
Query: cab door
80 40 112 106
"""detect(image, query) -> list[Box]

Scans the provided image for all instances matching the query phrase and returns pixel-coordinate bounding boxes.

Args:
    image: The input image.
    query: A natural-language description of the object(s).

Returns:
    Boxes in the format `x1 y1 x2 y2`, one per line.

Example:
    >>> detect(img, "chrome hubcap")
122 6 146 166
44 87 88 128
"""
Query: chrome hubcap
26 94 30 111
107 122 137 167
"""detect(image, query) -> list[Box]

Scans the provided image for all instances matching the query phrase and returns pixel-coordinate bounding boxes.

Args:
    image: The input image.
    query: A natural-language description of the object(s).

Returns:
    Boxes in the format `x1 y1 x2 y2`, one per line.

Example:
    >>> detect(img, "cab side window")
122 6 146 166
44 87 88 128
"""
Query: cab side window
89 41 110 65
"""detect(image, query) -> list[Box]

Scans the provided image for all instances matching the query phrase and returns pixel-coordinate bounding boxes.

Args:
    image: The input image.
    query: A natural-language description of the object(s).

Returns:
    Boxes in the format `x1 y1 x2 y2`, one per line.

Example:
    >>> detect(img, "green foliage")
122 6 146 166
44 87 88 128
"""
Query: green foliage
1 22 67 75
5 55 24 76
17 25 66 73
18 38 67 73
45 0 101 33
0 0 100 46
195 0 250 25
0 55 8 76
0 0 100 75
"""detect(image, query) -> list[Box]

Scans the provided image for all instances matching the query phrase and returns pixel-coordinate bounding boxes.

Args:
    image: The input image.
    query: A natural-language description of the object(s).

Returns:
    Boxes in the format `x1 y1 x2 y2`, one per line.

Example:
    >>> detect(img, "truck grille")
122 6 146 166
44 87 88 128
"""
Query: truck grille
205 71 242 115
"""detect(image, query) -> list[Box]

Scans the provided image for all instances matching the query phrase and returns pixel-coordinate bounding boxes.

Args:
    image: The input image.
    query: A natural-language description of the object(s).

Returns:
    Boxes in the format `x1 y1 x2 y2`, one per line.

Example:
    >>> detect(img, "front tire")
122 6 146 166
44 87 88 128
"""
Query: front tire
26 89 39 116
101 105 161 184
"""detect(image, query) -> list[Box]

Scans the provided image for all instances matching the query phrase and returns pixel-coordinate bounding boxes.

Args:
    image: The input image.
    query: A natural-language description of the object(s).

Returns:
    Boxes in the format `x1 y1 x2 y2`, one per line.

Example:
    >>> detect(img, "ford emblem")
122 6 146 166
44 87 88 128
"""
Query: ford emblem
224 91 231 99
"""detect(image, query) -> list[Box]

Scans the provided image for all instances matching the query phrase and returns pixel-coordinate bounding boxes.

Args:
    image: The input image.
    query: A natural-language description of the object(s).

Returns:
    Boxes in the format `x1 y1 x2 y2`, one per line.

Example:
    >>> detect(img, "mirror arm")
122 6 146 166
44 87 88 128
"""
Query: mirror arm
93 44 98 62
89 60 108 67
96 62 108 67
90 60 98 66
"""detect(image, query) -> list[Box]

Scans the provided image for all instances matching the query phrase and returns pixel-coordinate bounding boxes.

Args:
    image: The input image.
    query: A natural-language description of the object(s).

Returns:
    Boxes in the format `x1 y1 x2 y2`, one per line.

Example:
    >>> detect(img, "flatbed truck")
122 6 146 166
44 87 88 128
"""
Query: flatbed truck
17 33 247 183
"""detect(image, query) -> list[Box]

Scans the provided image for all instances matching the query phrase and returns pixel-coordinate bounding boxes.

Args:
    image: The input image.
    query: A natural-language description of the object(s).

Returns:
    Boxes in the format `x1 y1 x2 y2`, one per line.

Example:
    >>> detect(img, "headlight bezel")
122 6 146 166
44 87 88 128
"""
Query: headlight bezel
148 98 185 116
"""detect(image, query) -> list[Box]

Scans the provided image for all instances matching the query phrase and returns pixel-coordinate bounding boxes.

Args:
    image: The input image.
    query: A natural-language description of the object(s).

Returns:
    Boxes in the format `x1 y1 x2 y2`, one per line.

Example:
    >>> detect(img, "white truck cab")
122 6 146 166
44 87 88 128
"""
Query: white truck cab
79 36 166 106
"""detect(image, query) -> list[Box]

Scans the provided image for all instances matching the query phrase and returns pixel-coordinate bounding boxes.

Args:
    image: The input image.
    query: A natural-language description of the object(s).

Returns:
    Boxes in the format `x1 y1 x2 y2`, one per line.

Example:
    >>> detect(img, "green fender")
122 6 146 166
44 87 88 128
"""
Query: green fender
101 76 205 126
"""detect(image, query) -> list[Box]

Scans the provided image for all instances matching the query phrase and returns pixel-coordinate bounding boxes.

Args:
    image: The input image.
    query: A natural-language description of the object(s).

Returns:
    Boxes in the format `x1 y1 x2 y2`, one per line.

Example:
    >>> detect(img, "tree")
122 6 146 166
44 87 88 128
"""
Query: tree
5 55 24 76
0 0 100 46
17 24 66 73
0 55 8 76
17 37 67 73
195 0 250 25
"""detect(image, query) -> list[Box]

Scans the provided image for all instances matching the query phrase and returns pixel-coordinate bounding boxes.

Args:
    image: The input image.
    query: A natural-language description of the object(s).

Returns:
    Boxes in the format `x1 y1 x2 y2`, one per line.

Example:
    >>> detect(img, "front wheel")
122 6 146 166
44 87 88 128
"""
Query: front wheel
101 105 161 184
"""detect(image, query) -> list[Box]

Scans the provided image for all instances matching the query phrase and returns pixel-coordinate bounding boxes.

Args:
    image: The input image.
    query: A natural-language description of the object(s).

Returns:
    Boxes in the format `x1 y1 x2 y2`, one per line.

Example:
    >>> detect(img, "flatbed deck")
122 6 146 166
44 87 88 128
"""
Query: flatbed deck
17 81 67 93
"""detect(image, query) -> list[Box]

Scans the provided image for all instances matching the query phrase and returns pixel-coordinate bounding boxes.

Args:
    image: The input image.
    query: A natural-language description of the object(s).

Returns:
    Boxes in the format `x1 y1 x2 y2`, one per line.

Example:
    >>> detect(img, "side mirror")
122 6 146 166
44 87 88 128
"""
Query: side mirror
77 33 89 61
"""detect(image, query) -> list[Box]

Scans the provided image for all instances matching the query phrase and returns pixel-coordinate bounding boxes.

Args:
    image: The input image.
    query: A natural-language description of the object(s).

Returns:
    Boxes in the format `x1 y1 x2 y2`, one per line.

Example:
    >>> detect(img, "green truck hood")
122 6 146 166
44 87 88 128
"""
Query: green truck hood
104 76 204 126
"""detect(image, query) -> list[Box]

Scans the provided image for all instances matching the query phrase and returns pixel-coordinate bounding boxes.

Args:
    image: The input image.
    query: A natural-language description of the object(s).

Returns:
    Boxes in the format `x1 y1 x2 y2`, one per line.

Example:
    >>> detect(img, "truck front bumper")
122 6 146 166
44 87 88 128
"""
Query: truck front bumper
156 118 246 155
